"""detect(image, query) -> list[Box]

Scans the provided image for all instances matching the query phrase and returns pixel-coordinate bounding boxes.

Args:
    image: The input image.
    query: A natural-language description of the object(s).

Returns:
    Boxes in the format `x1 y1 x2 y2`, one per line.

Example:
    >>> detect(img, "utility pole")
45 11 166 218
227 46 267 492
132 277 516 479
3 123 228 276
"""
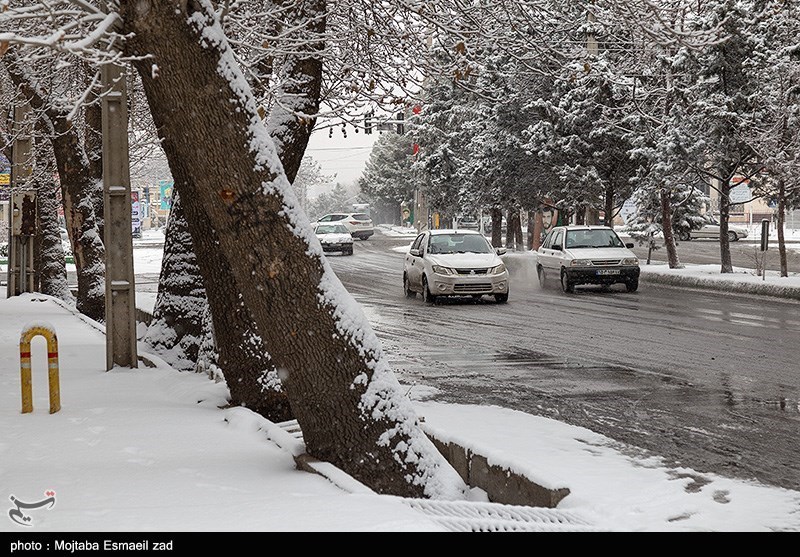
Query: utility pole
6 95 36 297
101 62 137 370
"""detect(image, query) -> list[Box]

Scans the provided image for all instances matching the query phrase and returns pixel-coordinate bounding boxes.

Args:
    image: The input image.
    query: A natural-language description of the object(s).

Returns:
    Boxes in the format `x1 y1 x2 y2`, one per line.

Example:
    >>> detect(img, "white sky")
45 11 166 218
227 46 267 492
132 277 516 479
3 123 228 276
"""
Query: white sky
1 228 800 532
304 124 379 190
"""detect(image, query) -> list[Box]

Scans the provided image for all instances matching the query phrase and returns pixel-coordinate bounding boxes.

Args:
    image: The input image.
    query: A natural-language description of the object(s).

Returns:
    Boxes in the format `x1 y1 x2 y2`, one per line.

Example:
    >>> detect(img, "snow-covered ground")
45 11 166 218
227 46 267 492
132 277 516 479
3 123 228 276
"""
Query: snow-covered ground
1 226 800 532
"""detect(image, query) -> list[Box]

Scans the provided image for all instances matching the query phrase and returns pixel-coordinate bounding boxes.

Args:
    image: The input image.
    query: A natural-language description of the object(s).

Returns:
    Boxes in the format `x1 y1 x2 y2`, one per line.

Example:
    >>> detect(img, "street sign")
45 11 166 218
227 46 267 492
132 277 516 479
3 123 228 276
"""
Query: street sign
729 182 750 204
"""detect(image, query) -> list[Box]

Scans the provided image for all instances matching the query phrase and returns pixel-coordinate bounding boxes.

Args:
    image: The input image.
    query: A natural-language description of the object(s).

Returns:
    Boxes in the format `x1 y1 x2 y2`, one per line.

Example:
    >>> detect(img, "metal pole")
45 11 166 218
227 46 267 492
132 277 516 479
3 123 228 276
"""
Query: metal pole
101 62 138 370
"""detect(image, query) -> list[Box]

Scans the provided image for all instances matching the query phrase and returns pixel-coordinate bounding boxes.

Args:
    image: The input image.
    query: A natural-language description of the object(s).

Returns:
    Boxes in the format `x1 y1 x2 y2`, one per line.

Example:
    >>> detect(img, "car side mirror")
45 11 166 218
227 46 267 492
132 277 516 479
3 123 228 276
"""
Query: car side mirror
495 247 507 256
409 248 421 257
625 242 634 249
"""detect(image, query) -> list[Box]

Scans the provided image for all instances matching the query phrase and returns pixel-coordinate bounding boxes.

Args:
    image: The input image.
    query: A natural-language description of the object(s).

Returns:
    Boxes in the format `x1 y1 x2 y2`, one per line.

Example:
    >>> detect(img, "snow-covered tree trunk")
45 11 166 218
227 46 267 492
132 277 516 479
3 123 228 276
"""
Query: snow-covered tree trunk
178 184 293 423
120 1 464 498
142 190 206 371
777 180 787 278
35 156 73 302
603 187 615 229
505 208 516 249
526 209 536 250
659 188 681 269
83 68 104 242
490 207 502 247
3 48 106 321
156 2 326 422
718 177 734 274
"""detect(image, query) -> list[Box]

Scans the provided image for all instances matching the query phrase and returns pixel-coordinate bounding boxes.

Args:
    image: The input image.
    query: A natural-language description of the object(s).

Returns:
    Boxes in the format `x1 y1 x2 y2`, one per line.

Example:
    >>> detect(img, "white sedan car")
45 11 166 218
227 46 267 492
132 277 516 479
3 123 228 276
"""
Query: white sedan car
314 212 374 240
536 225 640 293
678 219 749 242
403 229 509 303
314 223 354 255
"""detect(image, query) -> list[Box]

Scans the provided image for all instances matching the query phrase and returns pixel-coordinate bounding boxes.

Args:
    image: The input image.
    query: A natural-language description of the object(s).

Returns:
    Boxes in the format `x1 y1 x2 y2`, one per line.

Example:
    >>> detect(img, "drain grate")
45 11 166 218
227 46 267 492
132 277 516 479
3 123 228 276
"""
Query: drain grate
402 499 604 532
276 420 604 531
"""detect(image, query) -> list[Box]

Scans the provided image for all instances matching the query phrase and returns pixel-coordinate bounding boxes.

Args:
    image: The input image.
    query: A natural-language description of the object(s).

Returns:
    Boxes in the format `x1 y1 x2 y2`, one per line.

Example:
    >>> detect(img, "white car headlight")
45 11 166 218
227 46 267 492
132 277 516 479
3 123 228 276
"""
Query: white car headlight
432 265 455 275
490 264 507 275
621 258 639 266
570 259 593 267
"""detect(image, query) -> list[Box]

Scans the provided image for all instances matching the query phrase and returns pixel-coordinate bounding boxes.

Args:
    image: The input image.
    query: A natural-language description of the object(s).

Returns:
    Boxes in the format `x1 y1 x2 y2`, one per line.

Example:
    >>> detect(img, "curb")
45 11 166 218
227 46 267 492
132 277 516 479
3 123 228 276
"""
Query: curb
501 252 800 301
638 270 800 301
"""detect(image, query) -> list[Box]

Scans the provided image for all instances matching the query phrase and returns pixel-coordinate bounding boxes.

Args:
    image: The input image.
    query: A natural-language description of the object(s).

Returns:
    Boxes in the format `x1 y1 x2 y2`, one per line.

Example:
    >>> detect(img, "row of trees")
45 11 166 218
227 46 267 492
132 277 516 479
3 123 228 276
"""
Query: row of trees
358 0 800 275
2 1 797 498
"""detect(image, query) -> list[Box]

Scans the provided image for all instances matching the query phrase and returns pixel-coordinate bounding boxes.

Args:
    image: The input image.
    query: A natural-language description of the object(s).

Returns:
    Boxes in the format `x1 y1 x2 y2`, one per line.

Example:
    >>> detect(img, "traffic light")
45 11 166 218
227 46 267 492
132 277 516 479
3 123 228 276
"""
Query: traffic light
364 112 372 135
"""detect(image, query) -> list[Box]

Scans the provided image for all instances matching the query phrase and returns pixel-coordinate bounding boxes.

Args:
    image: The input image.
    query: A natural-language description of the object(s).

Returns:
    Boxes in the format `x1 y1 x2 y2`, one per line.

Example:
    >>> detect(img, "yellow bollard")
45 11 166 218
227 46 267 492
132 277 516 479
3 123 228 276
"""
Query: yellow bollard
20 325 61 414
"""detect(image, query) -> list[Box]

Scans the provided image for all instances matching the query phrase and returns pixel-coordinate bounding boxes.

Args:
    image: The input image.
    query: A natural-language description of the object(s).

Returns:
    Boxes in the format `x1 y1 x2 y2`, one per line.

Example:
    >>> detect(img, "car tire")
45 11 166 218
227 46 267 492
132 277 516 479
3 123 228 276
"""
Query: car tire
560 271 574 294
678 231 691 242
625 278 639 293
537 265 546 288
495 293 508 303
422 276 437 304
728 231 738 242
403 274 416 299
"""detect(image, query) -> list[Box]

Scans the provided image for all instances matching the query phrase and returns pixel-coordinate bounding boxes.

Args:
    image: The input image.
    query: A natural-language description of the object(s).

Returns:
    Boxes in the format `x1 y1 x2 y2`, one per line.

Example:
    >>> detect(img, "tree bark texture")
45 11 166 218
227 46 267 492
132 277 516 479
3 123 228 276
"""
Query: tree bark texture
35 155 73 301
777 180 787 277
490 207 502 247
177 185 293 423
659 188 682 269
121 1 464 499
83 66 105 242
604 187 615 229
526 210 536 250
505 208 516 249
3 49 106 320
143 190 207 371
151 2 324 421
717 177 733 274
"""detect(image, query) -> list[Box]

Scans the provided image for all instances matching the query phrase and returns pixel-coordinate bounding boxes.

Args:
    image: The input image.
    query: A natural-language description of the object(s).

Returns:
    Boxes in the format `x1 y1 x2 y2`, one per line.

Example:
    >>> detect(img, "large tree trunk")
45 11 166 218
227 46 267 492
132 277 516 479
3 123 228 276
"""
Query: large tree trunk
526 210 536 250
83 66 105 242
3 49 106 320
718 177 733 274
660 188 682 269
505 208 516 249
35 155 73 302
508 208 523 250
142 191 206 371
777 179 787 278
178 185 293 423
490 207 502 247
148 1 325 421
121 0 465 499
604 187 615 229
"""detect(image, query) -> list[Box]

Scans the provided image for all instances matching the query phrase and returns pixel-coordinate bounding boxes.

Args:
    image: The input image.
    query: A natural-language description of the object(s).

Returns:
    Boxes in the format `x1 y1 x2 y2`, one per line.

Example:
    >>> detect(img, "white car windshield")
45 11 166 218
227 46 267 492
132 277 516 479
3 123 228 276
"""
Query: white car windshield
565 229 624 249
316 224 348 234
428 234 493 254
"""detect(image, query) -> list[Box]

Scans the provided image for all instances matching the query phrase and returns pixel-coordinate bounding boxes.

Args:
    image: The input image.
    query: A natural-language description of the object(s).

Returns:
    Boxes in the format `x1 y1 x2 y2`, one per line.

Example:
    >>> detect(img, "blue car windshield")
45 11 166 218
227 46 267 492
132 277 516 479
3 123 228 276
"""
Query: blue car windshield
565 229 624 249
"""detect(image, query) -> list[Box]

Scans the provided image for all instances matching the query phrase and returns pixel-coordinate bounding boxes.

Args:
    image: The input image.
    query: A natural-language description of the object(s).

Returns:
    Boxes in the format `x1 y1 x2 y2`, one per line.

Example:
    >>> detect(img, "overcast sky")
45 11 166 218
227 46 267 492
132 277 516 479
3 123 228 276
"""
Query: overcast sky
305 123 379 187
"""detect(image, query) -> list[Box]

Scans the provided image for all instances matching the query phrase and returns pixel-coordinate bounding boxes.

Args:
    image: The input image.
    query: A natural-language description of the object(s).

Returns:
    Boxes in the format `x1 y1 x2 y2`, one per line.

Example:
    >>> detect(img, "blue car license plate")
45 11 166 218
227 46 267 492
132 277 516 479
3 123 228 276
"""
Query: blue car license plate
596 269 620 275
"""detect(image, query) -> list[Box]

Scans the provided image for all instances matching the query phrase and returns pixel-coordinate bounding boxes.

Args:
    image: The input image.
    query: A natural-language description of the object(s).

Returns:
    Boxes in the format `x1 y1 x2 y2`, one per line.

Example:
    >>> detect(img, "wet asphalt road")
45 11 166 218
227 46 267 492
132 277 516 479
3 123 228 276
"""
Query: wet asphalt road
323 231 800 492
127 230 800 491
